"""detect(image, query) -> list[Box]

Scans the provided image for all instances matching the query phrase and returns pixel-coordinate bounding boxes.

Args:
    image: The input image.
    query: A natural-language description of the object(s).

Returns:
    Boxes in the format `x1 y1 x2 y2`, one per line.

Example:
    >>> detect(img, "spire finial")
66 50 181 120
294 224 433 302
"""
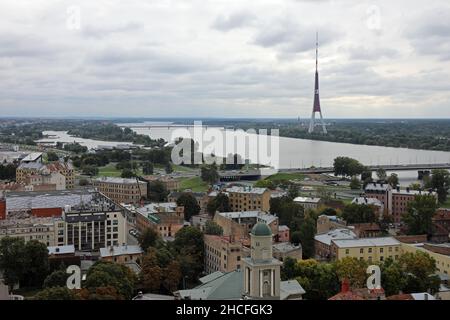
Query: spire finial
316 31 319 72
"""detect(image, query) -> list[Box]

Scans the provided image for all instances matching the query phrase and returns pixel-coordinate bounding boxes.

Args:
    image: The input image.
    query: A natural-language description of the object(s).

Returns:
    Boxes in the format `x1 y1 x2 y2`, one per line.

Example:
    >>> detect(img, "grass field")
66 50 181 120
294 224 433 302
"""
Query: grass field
96 163 143 177
265 172 305 181
178 177 209 192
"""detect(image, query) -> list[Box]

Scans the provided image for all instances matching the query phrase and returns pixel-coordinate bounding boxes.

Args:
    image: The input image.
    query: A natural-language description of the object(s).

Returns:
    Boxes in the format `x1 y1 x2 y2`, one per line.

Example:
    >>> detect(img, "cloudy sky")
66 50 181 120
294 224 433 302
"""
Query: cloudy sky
0 0 449 118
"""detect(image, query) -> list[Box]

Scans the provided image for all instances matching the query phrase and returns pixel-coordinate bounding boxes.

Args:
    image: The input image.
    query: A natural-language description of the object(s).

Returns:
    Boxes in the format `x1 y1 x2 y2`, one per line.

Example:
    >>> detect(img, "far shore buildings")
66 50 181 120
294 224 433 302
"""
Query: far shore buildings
225 186 271 212
135 202 184 238
93 177 147 205
364 182 437 223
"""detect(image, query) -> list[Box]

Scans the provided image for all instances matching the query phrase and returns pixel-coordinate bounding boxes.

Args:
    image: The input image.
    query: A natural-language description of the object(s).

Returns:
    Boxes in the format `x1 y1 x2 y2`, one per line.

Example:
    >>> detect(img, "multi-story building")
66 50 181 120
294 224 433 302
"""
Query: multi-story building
277 225 290 243
93 177 147 205
316 215 347 235
191 213 211 232
0 216 64 247
100 244 143 264
62 192 127 251
204 235 245 274
391 187 437 223
16 160 74 189
272 242 302 261
401 242 450 276
135 202 184 238
293 197 323 210
45 161 75 189
364 183 392 215
431 209 450 243
330 237 402 263
351 197 384 218
213 211 278 241
364 183 437 223
314 228 357 260
4 189 94 218
145 175 180 192
225 186 271 212
23 171 66 191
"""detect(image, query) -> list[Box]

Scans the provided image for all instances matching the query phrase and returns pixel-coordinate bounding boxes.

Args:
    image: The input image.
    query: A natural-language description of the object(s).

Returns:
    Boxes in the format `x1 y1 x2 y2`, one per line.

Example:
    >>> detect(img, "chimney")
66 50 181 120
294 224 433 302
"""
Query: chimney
341 278 350 293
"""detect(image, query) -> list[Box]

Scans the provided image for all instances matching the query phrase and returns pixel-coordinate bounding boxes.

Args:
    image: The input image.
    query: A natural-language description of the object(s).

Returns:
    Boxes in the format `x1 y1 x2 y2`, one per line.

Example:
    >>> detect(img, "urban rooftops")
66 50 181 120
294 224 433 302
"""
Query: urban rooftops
332 237 401 248
94 177 146 185
226 186 268 195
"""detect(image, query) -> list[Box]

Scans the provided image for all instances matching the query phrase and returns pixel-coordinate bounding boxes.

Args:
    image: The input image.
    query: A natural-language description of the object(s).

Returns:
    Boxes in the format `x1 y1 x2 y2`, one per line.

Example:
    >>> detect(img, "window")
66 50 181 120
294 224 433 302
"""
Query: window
237 256 241 261
345 249 349 254
368 248 372 253
380 248 384 253
360 248 364 254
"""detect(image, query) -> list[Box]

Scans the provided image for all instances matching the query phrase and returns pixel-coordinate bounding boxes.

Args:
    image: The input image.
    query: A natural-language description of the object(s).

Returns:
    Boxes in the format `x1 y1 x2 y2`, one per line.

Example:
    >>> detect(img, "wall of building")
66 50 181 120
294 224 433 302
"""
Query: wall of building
31 207 62 218
401 243 450 276
332 244 402 263
0 199 5 220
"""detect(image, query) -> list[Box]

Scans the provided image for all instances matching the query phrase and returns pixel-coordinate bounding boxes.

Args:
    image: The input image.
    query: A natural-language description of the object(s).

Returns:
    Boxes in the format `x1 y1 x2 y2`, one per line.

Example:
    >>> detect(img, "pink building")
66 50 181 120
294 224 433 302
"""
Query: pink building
277 225 290 243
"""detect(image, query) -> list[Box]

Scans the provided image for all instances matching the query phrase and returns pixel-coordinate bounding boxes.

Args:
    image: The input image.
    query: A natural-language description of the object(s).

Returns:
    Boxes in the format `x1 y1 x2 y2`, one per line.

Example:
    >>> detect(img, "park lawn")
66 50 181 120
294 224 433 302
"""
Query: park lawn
96 163 143 177
265 172 305 181
178 177 209 192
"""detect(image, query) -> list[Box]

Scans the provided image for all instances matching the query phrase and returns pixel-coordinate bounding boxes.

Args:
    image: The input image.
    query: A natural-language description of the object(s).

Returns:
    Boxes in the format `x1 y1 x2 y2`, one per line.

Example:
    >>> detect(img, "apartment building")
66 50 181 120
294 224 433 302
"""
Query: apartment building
330 237 402 263
314 228 357 260
204 235 245 274
293 197 323 210
93 177 147 205
391 187 437 223
0 217 65 247
63 192 127 251
16 160 74 189
135 202 184 238
100 244 143 264
213 211 278 240
225 186 271 212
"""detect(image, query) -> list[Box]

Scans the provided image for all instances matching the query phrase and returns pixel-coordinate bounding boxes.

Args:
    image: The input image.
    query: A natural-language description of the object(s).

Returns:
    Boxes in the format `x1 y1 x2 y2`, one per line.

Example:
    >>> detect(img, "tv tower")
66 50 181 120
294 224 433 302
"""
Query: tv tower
308 32 327 134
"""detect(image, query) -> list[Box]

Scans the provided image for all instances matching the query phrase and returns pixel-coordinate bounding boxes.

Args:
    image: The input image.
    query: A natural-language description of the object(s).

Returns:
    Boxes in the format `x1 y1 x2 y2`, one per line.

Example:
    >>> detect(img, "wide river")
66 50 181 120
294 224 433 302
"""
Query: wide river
39 122 450 186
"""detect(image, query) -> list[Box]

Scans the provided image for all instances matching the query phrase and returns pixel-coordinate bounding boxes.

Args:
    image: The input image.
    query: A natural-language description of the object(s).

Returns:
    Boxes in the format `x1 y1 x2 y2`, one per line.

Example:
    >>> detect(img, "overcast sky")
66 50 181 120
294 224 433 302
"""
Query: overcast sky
0 0 449 118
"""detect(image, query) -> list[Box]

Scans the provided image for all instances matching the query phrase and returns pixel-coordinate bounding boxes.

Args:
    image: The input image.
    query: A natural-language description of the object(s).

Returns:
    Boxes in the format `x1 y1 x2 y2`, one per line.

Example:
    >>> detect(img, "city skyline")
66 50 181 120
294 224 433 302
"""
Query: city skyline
1 0 450 118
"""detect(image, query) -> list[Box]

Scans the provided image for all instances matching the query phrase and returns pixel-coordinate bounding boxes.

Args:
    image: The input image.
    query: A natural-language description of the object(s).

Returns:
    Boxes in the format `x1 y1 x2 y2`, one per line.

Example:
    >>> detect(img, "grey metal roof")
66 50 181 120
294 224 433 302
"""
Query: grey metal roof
280 280 306 300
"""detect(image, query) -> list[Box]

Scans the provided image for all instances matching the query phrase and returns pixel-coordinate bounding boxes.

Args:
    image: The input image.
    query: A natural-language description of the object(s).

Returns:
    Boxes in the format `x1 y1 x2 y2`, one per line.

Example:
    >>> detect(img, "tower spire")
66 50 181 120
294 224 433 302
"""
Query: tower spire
308 31 327 134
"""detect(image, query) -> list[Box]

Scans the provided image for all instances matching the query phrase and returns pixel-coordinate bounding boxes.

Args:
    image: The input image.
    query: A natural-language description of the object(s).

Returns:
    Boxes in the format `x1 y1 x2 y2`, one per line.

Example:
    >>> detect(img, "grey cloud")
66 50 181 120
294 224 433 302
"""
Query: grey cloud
212 12 256 31
82 22 144 39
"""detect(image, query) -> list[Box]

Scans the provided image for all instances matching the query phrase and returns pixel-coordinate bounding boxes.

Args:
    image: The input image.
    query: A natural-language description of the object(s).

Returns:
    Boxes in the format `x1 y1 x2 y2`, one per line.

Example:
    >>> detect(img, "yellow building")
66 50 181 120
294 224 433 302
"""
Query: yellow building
401 243 450 276
93 177 148 205
330 237 402 263
226 186 271 212
204 234 245 274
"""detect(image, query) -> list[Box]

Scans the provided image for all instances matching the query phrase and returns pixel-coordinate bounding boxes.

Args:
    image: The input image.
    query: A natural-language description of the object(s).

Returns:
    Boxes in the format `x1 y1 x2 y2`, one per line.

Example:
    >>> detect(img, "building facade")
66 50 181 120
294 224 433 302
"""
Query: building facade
93 177 147 205
204 235 245 274
226 186 271 212
135 202 184 238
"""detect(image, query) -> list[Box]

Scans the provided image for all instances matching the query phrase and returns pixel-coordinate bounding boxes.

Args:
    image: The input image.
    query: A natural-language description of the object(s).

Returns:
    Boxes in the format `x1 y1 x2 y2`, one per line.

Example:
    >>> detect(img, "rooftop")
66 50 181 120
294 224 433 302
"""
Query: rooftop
365 183 392 192
94 177 146 185
21 152 43 162
392 189 436 196
293 197 322 204
273 242 302 253
314 228 357 246
352 197 383 206
48 245 75 255
332 237 400 248
100 245 143 258
5 189 97 211
136 202 178 216
226 186 268 195
217 211 278 225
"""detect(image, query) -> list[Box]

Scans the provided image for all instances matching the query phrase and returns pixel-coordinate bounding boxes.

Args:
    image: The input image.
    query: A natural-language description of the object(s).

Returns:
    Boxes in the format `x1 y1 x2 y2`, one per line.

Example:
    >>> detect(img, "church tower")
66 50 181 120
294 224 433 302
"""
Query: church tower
243 223 282 299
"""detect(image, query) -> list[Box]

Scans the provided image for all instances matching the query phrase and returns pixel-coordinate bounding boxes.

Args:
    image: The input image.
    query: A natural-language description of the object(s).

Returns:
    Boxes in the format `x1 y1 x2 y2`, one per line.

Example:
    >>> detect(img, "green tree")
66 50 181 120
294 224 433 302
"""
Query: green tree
176 193 201 221
204 220 223 235
318 207 337 216
79 178 89 186
380 258 408 296
429 169 450 203
22 240 50 288
335 257 368 288
206 192 230 215
173 227 204 283
165 162 173 174
43 270 69 288
298 217 316 259
138 228 160 253
85 261 136 300
140 248 162 293
0 237 26 288
387 173 399 188
47 152 59 162
333 157 365 178
121 168 135 178
142 162 154 175
398 251 440 294
402 195 438 235
341 204 377 224
201 164 219 184
33 287 77 300
162 260 182 293
147 180 168 202
376 168 387 181
349 177 361 190
81 165 98 176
